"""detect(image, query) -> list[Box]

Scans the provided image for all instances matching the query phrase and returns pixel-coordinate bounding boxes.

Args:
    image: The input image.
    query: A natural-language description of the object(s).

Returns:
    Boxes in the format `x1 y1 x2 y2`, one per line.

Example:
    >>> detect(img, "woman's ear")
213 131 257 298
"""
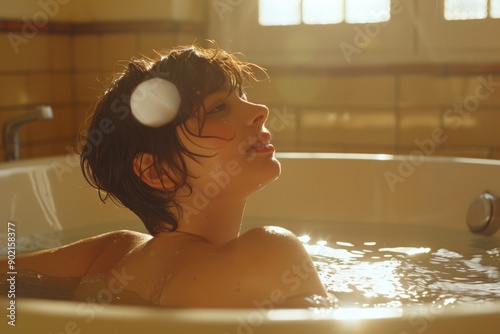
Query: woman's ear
133 153 176 190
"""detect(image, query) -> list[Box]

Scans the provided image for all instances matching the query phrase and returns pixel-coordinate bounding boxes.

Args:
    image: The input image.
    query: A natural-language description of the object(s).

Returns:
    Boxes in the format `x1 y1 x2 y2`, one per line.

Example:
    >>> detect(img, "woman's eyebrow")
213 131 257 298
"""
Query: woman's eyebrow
203 87 232 106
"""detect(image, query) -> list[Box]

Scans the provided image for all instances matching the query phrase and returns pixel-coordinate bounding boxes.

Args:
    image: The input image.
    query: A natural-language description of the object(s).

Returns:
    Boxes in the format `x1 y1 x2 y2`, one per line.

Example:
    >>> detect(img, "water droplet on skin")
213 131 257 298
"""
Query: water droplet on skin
212 161 222 172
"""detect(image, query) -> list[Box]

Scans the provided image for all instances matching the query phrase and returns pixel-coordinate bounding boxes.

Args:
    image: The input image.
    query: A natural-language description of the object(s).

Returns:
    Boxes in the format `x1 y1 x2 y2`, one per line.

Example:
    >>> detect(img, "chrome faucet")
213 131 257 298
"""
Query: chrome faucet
3 105 54 161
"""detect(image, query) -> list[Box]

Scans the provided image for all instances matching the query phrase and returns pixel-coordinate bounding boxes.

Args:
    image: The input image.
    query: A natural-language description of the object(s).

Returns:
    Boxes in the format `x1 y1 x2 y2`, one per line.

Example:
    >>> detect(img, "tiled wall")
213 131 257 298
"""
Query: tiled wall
0 20 202 162
2 0 500 162
207 0 500 160
0 27 74 160
248 65 500 159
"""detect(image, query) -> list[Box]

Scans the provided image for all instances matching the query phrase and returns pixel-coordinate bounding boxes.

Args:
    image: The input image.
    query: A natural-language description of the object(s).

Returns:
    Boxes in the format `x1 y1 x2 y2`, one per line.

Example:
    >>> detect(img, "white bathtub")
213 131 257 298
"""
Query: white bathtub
1 152 500 334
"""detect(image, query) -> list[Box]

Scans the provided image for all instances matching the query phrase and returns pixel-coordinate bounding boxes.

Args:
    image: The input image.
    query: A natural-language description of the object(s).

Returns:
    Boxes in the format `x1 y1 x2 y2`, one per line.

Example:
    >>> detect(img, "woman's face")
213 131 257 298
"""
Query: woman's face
177 86 281 198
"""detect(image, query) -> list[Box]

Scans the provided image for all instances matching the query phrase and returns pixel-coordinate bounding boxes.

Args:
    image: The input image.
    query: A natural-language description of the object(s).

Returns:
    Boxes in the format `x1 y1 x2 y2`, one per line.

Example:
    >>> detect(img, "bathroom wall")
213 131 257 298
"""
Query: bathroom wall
0 0 205 161
2 0 500 161
208 0 500 159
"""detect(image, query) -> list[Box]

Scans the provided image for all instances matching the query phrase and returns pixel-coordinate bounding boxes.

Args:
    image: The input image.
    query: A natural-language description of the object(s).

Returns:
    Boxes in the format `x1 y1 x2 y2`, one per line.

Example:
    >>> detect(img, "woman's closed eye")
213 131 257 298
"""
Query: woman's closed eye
208 103 227 115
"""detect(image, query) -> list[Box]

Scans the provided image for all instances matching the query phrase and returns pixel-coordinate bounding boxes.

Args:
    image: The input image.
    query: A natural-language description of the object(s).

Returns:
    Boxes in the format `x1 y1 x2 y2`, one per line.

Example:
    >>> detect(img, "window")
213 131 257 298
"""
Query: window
444 0 500 20
258 0 391 26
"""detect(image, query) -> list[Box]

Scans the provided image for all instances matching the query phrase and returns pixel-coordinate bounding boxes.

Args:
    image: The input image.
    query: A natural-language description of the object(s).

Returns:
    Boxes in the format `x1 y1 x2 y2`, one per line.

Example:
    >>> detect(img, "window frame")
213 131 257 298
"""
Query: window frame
444 0 500 21
258 0 392 26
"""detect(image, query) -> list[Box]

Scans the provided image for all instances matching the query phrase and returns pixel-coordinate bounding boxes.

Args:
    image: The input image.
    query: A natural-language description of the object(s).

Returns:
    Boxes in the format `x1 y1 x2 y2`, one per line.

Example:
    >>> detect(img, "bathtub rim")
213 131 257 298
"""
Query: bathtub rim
274 151 500 166
3 296 500 333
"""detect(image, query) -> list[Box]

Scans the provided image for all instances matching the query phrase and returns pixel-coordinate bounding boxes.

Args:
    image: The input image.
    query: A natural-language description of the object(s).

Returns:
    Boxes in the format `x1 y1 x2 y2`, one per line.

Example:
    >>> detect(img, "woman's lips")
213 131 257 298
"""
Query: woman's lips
246 132 275 153
249 142 275 153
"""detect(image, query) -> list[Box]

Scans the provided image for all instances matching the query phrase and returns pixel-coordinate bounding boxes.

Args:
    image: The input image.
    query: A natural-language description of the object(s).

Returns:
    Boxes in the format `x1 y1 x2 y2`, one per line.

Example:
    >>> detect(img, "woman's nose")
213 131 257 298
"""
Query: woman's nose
247 103 269 126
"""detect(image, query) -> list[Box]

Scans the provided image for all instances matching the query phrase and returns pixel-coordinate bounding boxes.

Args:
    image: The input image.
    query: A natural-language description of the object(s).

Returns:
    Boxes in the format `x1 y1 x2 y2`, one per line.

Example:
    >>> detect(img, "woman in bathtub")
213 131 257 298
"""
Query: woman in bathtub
1 45 328 308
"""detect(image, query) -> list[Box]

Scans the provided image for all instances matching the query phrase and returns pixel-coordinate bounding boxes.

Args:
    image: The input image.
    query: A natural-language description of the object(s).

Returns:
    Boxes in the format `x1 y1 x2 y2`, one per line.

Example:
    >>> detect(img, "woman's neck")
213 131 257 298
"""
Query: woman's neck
173 194 247 244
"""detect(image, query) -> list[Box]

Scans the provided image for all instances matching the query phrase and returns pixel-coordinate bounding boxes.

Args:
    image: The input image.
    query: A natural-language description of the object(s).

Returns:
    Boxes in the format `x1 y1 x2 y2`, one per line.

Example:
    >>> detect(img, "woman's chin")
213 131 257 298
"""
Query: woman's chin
250 158 281 194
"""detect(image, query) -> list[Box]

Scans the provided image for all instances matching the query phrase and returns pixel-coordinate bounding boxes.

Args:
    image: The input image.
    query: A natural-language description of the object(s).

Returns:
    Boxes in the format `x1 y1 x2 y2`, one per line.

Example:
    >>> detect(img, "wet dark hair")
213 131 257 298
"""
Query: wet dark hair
79 45 266 235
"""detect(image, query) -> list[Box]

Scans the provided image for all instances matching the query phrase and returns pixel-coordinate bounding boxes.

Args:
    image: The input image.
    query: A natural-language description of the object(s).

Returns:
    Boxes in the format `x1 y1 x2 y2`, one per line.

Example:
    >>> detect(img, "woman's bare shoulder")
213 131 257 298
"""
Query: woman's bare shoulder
162 226 326 307
1 230 151 278
239 225 300 243
79 229 150 245
230 226 309 261
84 230 152 274
231 226 320 289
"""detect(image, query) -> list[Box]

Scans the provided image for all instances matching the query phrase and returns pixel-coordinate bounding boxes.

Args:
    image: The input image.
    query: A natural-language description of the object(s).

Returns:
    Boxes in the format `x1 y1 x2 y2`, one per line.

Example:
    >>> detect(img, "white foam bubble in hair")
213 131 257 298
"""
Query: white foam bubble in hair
130 78 181 127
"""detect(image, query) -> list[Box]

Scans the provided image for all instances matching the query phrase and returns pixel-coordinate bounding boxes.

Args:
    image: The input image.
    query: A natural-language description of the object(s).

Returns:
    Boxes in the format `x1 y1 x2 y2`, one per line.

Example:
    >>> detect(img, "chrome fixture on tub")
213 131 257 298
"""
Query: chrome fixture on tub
467 192 500 236
3 105 54 161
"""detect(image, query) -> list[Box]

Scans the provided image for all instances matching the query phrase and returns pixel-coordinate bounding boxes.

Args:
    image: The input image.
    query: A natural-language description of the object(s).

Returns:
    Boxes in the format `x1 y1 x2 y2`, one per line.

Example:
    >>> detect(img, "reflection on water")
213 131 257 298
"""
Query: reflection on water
2 222 500 310
0 269 80 300
303 236 500 308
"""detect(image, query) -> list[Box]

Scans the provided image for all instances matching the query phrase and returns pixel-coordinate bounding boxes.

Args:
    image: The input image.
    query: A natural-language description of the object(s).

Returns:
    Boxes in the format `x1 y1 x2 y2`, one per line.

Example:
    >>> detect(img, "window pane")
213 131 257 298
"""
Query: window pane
444 0 487 20
345 0 391 24
491 0 500 18
259 0 301 26
302 0 344 25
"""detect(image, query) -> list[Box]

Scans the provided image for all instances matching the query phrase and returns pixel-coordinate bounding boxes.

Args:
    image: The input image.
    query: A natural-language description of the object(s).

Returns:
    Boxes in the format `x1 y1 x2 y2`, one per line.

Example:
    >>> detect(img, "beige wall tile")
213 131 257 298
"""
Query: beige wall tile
101 34 138 69
22 73 73 106
3 17 500 162
67 0 205 22
273 143 297 152
73 35 101 70
74 71 103 103
443 109 500 147
296 143 345 152
490 150 500 160
170 0 207 22
75 104 93 132
175 33 201 46
18 35 51 71
253 74 396 108
267 106 297 147
27 73 52 105
418 2 500 54
49 35 72 70
399 74 500 108
138 33 176 56
24 139 74 160
0 33 23 71
0 75 28 107
52 73 74 104
25 107 75 142
399 109 442 146
472 74 500 106
300 109 396 147
223 0 414 67
399 75 465 108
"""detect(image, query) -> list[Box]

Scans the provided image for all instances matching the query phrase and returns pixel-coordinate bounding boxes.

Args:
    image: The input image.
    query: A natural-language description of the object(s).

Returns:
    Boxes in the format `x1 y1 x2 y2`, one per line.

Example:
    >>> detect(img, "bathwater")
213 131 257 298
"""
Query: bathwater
293 222 500 309
1 221 500 309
